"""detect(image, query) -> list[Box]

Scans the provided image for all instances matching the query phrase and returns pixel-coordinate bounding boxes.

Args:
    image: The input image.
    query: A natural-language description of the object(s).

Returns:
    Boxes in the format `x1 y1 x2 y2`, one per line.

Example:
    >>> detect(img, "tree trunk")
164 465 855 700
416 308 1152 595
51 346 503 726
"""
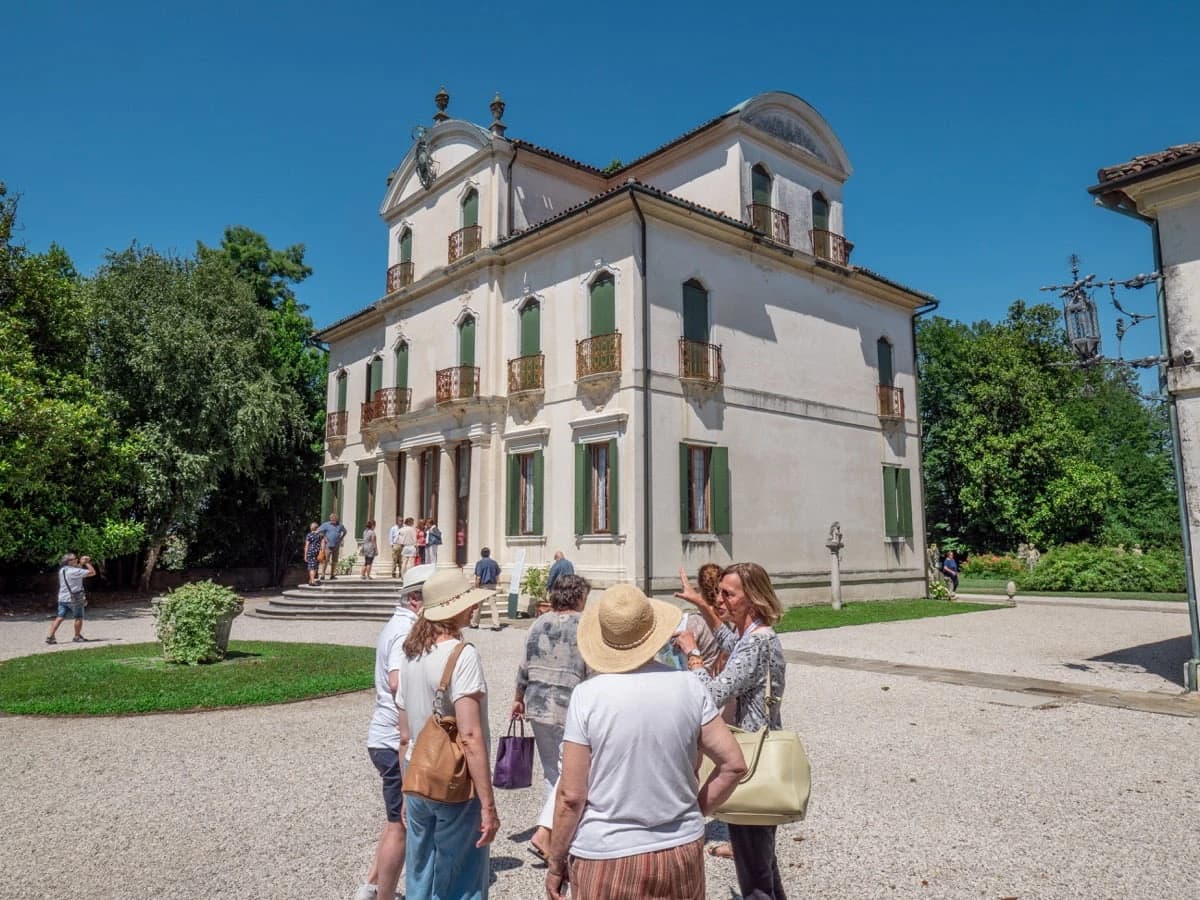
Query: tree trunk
139 543 163 593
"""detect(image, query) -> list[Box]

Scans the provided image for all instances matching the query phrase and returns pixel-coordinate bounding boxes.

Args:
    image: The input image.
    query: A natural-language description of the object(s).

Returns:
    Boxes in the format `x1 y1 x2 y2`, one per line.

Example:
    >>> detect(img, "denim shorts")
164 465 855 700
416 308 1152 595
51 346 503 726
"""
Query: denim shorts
369 746 405 823
57 600 85 620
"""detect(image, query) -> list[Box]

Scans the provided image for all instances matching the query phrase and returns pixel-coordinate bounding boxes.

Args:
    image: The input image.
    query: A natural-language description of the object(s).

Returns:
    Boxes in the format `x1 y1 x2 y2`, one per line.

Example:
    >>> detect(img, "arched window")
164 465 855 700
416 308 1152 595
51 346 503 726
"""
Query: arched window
749 164 773 233
588 273 616 337
877 337 894 387
459 315 476 367
519 299 541 357
394 341 409 390
812 192 830 233
398 228 412 263
461 189 479 229
366 356 383 401
335 371 348 412
682 279 709 344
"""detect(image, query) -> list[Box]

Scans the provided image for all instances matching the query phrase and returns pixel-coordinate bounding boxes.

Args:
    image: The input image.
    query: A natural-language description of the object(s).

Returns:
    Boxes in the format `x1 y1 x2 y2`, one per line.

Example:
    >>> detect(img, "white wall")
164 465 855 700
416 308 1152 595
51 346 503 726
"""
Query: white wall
510 159 598 232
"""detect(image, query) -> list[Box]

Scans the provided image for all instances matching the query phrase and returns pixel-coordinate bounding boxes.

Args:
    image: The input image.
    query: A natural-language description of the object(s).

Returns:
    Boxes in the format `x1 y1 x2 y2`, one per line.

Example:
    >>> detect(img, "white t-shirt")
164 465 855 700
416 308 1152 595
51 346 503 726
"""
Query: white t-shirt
367 607 418 750
388 524 402 547
397 525 416 548
397 639 489 764
562 661 719 859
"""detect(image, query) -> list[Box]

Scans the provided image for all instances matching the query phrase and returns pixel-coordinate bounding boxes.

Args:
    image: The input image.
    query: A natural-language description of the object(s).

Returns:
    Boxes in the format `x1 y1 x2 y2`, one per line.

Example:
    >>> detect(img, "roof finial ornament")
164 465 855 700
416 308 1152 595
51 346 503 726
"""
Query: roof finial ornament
433 86 450 123
489 91 507 137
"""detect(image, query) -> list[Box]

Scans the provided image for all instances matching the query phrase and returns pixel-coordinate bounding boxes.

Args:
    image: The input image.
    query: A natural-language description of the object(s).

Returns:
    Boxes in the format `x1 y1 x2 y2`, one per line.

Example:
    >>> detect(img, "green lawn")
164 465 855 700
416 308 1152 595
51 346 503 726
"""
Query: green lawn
776 598 1000 633
958 576 1187 602
0 641 374 716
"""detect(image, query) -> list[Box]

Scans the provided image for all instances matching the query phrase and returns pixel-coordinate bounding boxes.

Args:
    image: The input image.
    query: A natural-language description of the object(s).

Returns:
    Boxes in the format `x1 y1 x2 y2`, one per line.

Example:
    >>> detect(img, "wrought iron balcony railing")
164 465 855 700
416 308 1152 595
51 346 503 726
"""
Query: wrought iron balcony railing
447 225 482 263
507 353 545 394
326 410 348 440
746 203 790 244
576 332 621 380
811 228 854 266
678 338 723 384
361 387 413 427
386 262 414 292
436 366 480 404
878 384 904 420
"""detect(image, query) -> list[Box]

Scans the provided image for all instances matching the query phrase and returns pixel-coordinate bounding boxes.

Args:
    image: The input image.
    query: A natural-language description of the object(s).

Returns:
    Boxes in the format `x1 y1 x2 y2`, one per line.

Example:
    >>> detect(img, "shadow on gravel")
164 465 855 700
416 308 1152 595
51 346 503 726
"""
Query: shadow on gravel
1086 634 1192 687
507 826 536 842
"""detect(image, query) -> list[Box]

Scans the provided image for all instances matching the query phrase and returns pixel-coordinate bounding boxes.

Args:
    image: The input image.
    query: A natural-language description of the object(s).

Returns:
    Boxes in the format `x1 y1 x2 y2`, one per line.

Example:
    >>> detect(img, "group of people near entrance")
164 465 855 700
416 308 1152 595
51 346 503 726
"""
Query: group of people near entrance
300 514 448 585
388 517 443 576
358 556 789 900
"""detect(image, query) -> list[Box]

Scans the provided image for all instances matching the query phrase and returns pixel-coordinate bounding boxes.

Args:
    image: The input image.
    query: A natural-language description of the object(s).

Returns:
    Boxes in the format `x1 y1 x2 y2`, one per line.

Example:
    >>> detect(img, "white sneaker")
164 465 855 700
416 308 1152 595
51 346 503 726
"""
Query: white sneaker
353 885 378 900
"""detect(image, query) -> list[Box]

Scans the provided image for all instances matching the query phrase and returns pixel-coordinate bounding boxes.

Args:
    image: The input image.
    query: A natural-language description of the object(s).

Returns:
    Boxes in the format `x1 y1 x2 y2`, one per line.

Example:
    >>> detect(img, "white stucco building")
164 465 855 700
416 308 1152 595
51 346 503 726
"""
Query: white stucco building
316 88 935 601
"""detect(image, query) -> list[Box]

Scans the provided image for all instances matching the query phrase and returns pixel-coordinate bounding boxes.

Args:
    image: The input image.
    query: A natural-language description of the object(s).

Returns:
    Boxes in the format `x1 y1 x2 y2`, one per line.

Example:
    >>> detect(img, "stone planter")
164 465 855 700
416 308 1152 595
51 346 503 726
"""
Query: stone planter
210 604 244 659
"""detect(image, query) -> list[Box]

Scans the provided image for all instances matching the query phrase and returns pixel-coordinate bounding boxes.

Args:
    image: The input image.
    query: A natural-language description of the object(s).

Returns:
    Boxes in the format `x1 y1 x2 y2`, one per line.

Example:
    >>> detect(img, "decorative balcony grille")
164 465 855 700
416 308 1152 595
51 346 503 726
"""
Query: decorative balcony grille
361 387 413 427
878 384 905 420
576 332 621 379
507 353 545 394
678 338 723 384
326 410 348 439
746 203 790 244
386 262 414 292
447 225 482 263
436 366 480 404
811 228 854 266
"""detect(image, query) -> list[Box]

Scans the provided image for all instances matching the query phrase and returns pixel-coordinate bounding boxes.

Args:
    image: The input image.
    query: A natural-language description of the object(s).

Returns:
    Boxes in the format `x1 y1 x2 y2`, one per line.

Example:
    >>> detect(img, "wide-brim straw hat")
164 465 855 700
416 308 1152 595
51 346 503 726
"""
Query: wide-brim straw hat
399 563 436 598
578 583 681 674
420 569 496 622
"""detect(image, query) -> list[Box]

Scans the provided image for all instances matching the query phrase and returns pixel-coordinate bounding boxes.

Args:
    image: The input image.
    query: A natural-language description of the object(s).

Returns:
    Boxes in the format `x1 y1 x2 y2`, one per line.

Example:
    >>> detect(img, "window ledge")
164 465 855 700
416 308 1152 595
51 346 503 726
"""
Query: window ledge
506 535 547 545
575 533 627 544
683 533 718 544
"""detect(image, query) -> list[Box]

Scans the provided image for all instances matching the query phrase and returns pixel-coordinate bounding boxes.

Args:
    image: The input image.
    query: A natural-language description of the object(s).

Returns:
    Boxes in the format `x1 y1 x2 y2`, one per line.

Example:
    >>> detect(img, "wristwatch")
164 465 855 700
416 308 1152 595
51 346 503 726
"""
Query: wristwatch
686 649 703 660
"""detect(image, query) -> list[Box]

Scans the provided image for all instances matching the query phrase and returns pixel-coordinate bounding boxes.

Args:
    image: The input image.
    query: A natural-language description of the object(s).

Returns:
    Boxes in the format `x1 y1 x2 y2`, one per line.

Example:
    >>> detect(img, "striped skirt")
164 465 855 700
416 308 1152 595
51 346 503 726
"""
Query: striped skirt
569 836 705 900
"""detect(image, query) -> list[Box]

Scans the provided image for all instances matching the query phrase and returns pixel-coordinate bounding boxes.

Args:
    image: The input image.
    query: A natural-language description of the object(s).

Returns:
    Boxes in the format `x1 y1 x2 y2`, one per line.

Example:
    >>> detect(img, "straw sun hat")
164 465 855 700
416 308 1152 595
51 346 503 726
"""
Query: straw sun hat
578 583 682 674
419 569 496 622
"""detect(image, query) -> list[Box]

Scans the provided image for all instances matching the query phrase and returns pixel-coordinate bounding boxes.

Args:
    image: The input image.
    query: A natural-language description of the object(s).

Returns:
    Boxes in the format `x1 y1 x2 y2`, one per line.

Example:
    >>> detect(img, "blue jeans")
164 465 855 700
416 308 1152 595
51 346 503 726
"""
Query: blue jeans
405 794 489 899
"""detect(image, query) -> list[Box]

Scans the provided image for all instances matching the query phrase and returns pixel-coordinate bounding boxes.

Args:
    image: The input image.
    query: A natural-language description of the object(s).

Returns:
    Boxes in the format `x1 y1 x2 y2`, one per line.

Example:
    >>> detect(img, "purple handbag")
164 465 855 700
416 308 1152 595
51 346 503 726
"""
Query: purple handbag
493 717 535 789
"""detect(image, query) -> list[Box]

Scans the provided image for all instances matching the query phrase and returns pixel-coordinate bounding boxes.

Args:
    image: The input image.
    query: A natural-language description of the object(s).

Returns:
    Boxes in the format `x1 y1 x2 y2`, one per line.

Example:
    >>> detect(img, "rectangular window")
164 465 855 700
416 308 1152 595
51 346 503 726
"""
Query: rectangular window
679 443 731 534
591 444 609 533
688 447 711 532
356 474 376 538
574 440 619 535
882 466 914 539
420 448 439 521
505 450 543 537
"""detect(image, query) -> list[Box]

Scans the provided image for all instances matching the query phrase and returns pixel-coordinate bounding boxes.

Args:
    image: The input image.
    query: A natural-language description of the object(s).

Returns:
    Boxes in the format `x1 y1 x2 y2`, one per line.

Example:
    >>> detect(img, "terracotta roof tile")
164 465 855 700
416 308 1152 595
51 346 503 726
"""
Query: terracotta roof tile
1095 142 1200 185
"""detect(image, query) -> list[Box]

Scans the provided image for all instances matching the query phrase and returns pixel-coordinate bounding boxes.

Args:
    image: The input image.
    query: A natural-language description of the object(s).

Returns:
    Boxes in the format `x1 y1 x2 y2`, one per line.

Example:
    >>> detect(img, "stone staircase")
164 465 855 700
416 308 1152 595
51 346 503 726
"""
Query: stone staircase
250 575 524 623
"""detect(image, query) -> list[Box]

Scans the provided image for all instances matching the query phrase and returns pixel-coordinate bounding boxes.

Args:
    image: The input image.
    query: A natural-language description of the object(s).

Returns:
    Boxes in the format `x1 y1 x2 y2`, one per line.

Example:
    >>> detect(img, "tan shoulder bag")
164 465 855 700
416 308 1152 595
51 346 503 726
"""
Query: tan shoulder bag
402 642 476 804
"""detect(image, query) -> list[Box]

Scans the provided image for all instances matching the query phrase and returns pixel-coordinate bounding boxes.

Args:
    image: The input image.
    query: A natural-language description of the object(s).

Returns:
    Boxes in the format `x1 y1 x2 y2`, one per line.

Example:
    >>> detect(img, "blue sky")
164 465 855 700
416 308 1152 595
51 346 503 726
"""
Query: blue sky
5 0 1196 366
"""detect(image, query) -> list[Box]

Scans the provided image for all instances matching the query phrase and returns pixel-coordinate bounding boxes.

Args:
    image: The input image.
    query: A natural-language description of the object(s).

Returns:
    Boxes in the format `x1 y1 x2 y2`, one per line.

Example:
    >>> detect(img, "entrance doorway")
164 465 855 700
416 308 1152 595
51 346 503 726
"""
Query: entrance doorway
455 443 471 566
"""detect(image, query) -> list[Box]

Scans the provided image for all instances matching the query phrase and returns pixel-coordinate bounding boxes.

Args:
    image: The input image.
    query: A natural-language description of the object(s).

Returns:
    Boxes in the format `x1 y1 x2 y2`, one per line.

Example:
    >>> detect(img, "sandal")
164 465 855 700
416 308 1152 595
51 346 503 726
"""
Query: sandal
528 843 548 865
707 842 734 859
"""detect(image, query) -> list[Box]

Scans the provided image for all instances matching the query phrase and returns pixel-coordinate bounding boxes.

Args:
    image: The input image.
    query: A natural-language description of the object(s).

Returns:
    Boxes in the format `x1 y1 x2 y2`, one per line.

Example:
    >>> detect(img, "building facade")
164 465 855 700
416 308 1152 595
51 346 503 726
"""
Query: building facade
317 89 935 601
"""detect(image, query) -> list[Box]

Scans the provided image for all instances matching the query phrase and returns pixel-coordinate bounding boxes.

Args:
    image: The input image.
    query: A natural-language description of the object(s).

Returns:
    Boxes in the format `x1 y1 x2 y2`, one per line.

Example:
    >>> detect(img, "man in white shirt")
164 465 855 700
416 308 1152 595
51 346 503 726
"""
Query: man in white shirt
388 517 403 578
356 563 433 900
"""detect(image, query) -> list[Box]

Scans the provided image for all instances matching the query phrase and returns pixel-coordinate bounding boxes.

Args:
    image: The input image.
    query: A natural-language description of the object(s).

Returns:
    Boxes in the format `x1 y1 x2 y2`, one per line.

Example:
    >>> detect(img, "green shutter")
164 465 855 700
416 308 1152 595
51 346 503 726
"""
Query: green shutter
574 444 590 534
321 480 332 521
505 454 519 536
683 281 708 343
877 338 894 387
520 302 540 356
459 317 476 367
356 475 369 537
395 343 409 389
533 449 544 535
752 166 771 206
336 374 347 412
333 480 343 521
399 229 412 263
812 193 830 232
711 446 731 534
369 358 383 397
679 443 690 533
607 438 619 535
883 467 898 537
589 276 615 337
898 468 914 539
462 190 479 228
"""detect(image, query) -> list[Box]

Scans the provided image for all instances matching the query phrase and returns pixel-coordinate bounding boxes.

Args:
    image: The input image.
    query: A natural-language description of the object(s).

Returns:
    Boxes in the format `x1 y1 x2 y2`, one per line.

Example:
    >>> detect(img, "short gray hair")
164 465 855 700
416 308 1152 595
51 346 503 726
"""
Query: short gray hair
60 553 77 566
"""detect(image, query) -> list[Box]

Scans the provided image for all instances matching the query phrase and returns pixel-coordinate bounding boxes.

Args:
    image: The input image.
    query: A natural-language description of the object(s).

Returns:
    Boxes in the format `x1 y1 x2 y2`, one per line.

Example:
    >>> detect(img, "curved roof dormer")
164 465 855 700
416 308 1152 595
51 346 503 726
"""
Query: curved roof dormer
729 91 852 182
379 119 494 219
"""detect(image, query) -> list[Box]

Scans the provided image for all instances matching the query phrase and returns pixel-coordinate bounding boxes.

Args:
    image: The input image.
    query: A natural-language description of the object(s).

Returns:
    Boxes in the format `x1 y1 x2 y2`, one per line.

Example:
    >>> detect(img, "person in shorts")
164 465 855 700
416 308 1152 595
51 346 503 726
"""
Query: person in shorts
46 553 96 645
360 519 379 580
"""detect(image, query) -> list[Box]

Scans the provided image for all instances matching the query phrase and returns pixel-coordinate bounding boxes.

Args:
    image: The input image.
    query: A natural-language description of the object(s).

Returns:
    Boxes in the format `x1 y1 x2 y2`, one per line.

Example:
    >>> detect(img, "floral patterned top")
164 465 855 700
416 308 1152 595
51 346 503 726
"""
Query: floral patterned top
693 625 785 731
516 611 590 727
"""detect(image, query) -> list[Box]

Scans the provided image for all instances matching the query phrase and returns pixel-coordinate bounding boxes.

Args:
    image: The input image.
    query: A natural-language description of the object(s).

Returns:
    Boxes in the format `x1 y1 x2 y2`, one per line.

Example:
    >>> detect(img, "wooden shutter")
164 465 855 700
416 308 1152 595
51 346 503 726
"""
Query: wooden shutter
368 358 383 397
356 475 369 537
711 446 731 534
395 343 409 389
336 373 347 412
752 165 771 206
459 317 476 367
882 467 898 537
462 190 479 228
589 275 615 337
607 438 619 535
399 229 412 263
877 338 894 387
321 481 333 521
532 449 544 535
520 302 540 356
505 454 519 536
682 281 708 344
574 444 590 534
898 468 914 539
812 193 830 232
333 480 343 521
679 443 691 533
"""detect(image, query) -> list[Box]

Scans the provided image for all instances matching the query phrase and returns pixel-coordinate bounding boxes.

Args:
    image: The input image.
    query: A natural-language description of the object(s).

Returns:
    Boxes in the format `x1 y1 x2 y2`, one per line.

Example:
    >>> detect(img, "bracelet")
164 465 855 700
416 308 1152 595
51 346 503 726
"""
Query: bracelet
687 656 706 671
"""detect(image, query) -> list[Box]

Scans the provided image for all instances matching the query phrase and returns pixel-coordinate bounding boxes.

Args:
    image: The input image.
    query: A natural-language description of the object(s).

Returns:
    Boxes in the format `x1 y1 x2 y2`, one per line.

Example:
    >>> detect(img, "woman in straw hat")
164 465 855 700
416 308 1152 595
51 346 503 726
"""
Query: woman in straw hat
673 562 788 900
397 570 499 900
544 584 748 900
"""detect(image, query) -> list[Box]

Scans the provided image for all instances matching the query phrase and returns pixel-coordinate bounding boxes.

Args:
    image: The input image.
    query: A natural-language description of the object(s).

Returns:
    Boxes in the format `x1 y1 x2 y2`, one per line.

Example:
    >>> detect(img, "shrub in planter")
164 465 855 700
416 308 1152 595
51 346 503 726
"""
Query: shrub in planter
521 566 550 615
960 553 1024 580
928 580 954 602
1020 544 1185 594
153 580 245 665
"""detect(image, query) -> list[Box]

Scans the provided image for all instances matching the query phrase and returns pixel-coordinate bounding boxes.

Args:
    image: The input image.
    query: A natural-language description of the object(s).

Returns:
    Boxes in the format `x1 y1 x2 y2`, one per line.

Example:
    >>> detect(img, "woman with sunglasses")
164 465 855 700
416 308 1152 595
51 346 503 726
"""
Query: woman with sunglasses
674 562 788 900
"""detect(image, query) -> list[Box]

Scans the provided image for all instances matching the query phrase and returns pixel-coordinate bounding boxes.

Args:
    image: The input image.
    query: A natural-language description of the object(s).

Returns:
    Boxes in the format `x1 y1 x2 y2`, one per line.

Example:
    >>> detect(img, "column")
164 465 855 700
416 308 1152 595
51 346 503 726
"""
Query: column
468 438 488 558
402 450 420 523
377 452 399 530
437 444 457 569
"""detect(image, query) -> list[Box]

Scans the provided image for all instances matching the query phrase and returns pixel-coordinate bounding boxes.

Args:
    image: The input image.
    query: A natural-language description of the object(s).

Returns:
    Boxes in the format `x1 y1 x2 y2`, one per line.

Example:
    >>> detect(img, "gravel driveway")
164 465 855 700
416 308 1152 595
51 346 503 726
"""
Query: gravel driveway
1 598 1197 899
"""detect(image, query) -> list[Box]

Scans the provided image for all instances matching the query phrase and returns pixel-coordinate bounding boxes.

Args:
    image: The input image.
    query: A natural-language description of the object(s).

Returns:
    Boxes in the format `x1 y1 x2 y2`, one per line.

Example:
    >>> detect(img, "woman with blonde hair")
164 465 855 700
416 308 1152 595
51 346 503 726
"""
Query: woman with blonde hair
674 562 789 900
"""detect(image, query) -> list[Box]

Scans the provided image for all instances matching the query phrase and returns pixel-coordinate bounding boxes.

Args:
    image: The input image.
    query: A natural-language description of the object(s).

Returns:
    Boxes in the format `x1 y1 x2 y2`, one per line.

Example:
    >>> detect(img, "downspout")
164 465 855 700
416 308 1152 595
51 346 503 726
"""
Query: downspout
629 186 653 594
506 144 519 236
911 297 940 597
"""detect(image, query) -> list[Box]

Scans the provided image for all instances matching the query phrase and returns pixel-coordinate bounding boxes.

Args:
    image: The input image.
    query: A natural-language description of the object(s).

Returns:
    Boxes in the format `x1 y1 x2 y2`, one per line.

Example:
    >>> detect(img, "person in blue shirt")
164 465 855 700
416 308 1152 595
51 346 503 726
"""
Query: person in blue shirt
472 547 502 629
545 551 575 592
941 550 959 594
318 513 348 581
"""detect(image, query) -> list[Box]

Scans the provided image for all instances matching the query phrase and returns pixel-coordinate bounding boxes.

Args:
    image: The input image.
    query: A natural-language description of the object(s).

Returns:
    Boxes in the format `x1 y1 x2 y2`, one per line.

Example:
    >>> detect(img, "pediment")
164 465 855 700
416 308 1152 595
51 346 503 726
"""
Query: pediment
734 92 852 179
380 120 493 216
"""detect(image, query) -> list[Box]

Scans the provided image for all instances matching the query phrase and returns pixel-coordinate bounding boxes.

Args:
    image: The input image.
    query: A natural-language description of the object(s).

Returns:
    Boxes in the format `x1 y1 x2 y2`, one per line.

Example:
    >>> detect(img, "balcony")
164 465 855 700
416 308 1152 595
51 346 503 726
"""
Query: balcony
811 228 854 266
361 387 413 427
679 338 723 385
507 353 545 395
878 384 904 420
576 332 621 380
436 366 480 404
447 225 482 263
746 203 790 245
386 262 414 293
326 410 347 440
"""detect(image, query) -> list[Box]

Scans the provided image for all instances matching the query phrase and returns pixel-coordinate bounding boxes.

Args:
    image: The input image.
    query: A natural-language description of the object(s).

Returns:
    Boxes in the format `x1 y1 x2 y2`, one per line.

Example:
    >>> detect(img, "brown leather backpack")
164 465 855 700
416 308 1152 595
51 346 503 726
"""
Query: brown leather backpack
402 642 475 804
